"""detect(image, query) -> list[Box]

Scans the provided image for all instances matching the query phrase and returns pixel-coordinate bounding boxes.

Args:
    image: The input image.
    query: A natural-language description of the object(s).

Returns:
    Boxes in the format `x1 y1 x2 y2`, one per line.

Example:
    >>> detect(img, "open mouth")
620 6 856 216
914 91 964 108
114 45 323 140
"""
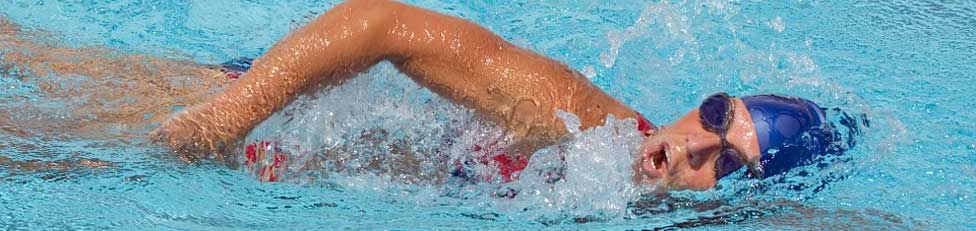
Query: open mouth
641 142 670 179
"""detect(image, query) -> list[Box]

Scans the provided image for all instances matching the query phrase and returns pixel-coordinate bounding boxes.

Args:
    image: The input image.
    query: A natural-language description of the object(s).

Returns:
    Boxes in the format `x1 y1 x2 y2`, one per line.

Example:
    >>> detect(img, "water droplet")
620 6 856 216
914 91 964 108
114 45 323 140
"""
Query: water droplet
769 16 785 32
581 65 597 79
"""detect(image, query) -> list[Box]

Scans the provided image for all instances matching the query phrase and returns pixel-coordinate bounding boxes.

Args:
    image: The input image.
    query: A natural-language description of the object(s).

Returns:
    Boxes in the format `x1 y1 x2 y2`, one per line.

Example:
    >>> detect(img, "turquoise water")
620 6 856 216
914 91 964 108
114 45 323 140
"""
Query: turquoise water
2 0 974 230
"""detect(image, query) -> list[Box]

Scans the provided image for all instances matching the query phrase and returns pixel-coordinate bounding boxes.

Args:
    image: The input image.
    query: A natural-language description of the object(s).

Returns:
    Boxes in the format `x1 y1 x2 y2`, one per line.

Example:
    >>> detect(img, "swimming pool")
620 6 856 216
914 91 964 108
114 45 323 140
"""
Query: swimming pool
1 0 973 230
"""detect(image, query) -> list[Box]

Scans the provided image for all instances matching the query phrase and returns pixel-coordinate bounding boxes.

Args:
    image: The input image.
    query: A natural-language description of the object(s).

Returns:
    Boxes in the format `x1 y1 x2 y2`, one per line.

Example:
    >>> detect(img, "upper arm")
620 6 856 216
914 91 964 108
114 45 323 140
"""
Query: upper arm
379 1 637 145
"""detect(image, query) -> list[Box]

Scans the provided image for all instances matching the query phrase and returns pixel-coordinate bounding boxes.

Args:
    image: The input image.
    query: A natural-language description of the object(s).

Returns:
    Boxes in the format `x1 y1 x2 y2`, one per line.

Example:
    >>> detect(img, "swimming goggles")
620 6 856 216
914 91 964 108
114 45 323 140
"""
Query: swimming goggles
698 92 765 179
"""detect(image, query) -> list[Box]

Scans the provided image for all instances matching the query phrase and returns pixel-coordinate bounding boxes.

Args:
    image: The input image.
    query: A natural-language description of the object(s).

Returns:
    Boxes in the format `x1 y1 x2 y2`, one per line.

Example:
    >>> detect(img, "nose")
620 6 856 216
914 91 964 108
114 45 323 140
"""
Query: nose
681 132 721 167
685 132 721 153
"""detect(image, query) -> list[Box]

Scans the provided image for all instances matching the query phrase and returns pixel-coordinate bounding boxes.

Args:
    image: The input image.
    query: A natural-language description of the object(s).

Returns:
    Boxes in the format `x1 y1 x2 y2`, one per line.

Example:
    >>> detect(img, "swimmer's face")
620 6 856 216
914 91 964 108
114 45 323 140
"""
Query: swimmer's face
633 98 762 191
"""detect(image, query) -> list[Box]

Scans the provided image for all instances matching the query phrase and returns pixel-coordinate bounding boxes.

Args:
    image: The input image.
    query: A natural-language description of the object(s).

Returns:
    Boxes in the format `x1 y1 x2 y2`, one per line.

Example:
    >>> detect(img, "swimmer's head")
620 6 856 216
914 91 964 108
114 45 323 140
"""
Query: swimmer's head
633 93 837 191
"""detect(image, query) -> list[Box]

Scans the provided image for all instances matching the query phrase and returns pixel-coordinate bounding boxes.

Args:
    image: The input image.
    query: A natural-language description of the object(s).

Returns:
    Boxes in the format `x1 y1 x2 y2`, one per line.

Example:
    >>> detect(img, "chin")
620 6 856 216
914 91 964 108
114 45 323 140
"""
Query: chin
632 162 668 192
669 177 717 191
633 175 667 193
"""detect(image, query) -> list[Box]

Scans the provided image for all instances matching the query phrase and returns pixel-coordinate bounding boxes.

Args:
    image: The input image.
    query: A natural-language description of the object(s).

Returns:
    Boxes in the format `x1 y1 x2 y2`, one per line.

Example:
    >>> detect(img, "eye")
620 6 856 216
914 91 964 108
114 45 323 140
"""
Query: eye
714 151 743 178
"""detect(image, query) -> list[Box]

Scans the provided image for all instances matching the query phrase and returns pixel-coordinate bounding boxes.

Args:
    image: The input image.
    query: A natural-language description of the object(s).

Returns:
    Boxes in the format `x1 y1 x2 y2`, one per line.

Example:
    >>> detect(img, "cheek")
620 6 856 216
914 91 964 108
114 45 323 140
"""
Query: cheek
681 173 718 190
672 157 720 190
682 135 722 168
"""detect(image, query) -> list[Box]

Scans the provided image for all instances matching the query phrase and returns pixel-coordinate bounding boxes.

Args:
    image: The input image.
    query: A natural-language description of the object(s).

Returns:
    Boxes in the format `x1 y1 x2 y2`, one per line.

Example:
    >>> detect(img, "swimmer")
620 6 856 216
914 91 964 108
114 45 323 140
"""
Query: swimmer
150 0 846 191
0 0 843 190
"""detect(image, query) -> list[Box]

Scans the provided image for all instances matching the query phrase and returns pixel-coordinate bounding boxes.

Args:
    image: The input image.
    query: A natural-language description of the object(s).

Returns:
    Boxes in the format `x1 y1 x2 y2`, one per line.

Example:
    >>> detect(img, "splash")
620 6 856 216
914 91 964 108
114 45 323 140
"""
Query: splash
505 111 646 222
769 16 785 33
236 0 888 226
599 1 709 70
240 61 661 221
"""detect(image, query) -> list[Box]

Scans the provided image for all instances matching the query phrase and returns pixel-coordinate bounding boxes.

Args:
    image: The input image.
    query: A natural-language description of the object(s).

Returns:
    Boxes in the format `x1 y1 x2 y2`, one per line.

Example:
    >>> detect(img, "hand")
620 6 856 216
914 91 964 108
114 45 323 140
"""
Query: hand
150 104 238 163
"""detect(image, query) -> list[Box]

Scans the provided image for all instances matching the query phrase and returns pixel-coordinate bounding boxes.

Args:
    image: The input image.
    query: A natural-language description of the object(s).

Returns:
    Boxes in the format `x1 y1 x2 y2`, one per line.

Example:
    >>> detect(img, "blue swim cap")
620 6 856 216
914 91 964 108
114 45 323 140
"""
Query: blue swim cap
742 94 833 178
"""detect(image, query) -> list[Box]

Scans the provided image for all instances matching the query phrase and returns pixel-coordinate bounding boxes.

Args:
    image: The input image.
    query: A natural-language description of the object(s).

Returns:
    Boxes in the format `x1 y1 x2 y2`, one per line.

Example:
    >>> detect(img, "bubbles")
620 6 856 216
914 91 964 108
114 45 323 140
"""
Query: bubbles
580 65 597 79
507 112 645 221
242 61 660 221
769 16 785 33
246 62 494 185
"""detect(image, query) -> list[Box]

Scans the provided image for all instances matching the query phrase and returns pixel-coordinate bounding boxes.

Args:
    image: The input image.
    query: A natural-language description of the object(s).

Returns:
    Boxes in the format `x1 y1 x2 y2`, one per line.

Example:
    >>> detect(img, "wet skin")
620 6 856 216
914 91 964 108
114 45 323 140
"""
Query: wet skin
634 98 761 191
1 17 230 170
138 0 763 190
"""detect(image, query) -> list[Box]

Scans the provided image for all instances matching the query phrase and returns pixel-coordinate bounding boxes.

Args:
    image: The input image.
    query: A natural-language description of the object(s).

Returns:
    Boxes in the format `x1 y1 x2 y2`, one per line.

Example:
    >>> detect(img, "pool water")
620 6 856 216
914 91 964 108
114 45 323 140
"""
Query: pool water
2 0 974 230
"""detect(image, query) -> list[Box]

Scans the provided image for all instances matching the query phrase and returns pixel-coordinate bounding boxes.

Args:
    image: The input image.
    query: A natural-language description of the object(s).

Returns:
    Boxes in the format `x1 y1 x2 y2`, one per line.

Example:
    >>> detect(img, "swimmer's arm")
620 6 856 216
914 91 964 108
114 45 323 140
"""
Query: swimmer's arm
154 0 640 157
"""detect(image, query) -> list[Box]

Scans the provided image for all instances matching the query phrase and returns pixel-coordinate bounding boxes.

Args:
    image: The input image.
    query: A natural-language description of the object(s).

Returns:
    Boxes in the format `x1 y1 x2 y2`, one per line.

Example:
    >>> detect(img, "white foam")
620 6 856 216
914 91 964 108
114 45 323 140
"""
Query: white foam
245 66 656 219
770 16 785 32
504 111 647 220
580 65 597 79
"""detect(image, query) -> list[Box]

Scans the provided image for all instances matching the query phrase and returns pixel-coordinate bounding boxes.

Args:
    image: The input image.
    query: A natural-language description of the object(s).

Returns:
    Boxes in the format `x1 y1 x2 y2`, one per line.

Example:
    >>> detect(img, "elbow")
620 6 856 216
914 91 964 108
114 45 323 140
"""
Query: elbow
335 0 400 19
341 0 394 6
328 0 399 41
